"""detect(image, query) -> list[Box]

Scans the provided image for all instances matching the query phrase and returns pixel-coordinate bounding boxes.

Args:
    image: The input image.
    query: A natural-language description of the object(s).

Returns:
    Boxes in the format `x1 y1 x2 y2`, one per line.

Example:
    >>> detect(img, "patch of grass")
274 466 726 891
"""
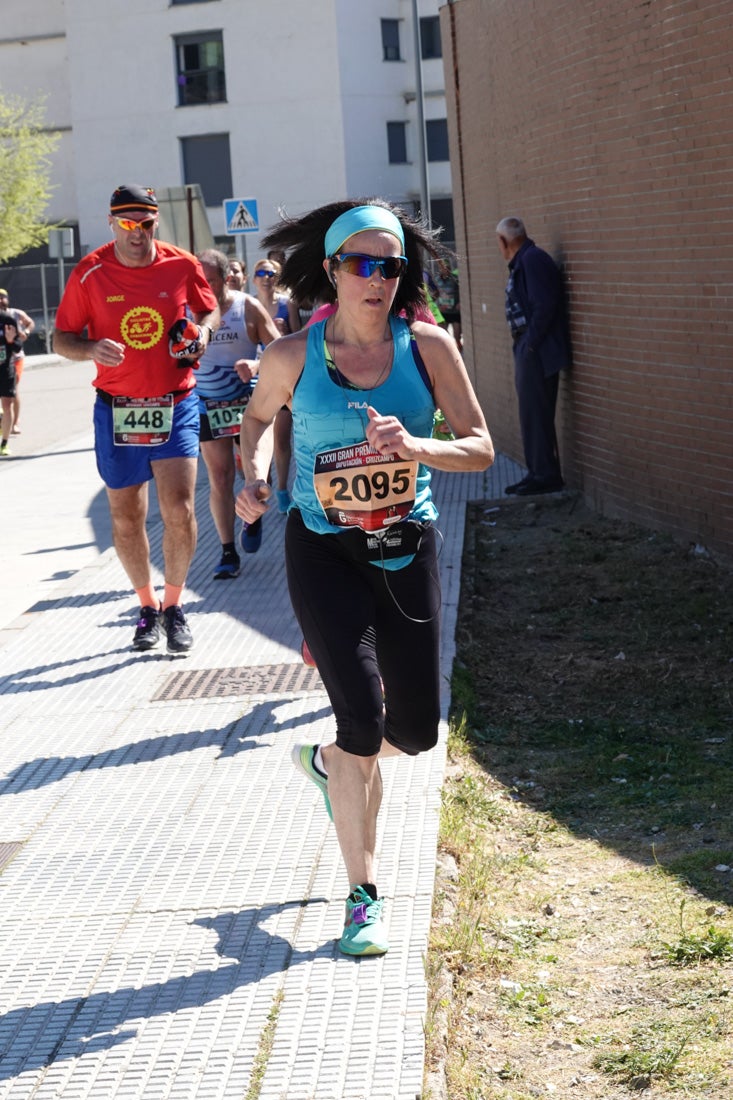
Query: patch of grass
592 1024 693 1086
499 980 555 1026
665 849 733 898
655 898 733 965
450 663 479 725
442 771 507 827
245 989 284 1099
661 925 733 965
426 496 733 1099
497 917 554 956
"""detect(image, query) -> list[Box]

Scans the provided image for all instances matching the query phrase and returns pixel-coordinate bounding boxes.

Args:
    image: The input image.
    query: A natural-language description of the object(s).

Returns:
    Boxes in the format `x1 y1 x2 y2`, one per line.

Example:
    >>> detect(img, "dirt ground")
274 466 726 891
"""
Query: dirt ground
428 492 733 1099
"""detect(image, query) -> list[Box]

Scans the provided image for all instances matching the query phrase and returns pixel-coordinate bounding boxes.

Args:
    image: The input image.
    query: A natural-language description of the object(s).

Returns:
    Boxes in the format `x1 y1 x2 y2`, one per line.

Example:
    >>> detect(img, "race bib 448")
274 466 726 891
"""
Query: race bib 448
112 395 174 446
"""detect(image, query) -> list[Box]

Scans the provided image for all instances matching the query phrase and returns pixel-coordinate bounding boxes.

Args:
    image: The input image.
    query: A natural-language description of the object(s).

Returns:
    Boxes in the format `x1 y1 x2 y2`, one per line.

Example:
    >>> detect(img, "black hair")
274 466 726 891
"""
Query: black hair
261 197 453 321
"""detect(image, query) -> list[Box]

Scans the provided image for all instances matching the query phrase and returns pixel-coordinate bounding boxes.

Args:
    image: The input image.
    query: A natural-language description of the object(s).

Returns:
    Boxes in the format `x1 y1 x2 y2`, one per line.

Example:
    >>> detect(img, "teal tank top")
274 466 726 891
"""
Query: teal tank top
291 315 438 555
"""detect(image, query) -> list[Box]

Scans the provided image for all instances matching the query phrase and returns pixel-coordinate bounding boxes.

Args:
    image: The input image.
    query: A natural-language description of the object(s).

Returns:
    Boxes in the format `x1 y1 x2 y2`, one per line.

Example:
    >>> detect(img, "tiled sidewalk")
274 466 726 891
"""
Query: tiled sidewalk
0 452 522 1100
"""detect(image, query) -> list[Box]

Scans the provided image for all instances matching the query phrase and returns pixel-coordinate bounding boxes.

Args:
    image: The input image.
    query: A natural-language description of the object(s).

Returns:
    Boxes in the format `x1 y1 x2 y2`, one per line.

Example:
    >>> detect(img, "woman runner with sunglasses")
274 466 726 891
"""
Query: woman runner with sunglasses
236 198 494 956
252 258 301 337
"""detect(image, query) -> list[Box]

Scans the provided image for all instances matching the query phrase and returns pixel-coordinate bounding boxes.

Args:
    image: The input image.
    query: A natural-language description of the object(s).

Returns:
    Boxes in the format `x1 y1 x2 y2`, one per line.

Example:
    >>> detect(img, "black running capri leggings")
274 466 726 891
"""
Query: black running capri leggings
285 509 442 758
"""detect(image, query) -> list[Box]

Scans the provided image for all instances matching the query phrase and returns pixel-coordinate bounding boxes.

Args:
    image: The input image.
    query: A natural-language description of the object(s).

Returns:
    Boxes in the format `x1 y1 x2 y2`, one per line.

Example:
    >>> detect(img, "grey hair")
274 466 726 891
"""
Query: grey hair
196 248 231 279
496 216 526 241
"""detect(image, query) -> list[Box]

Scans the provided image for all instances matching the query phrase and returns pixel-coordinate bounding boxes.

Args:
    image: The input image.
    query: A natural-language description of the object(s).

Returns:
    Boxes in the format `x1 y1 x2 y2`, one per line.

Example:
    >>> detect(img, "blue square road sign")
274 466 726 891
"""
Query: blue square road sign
223 198 259 234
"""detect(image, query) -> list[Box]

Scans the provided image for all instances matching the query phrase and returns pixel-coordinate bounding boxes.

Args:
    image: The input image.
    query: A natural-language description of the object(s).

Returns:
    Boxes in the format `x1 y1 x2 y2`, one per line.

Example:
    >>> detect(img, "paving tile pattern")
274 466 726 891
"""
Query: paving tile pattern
0 452 522 1098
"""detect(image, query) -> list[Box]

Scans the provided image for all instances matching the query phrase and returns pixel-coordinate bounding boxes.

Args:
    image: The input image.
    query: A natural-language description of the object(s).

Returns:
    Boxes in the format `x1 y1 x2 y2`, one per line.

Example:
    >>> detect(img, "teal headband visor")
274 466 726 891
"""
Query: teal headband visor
324 205 405 257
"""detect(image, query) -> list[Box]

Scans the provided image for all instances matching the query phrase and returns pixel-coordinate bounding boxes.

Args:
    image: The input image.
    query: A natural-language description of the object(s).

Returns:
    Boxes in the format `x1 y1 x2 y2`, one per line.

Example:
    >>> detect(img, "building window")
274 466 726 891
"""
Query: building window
180 133 232 206
175 32 226 106
426 119 449 162
381 19 401 61
420 16 442 59
387 121 408 164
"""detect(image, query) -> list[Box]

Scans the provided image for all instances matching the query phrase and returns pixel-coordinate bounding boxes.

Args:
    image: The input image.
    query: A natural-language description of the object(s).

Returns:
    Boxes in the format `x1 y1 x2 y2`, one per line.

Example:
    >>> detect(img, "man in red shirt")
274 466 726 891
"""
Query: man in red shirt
54 184 220 654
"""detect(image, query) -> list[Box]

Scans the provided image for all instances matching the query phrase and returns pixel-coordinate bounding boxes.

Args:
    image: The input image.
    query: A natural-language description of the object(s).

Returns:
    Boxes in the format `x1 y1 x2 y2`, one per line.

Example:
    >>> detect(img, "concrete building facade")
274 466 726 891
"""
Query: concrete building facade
441 0 732 558
2 0 453 257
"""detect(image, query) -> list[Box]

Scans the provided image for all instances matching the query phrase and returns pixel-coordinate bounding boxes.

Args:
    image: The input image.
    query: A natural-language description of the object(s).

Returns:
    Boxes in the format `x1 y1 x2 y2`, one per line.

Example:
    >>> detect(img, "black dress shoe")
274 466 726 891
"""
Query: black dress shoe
515 478 564 496
504 477 531 495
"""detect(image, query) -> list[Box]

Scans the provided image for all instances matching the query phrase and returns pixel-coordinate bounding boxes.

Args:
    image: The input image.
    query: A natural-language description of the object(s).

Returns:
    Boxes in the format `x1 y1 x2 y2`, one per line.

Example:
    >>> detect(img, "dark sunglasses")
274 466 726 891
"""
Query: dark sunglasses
335 253 408 280
114 216 156 233
254 269 276 279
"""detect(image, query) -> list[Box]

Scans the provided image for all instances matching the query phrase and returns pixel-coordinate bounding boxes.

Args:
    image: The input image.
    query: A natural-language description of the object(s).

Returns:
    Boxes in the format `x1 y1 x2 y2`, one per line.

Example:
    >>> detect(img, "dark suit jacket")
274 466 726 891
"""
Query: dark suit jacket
508 239 571 378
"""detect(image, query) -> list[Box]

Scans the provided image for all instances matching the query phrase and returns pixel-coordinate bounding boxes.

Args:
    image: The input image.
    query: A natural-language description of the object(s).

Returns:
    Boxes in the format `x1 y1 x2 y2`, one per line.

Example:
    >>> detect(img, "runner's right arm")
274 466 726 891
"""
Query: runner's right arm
53 328 125 366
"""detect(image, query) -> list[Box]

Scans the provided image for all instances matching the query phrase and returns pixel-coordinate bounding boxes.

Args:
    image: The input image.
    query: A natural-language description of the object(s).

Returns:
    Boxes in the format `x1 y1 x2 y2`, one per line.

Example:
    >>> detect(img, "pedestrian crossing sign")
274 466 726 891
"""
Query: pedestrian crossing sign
223 197 259 234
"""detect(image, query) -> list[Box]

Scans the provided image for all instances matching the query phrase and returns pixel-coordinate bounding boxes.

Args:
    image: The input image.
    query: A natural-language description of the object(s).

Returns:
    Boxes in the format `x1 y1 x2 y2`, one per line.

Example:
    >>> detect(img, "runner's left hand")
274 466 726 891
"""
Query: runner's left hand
168 318 205 363
366 405 415 459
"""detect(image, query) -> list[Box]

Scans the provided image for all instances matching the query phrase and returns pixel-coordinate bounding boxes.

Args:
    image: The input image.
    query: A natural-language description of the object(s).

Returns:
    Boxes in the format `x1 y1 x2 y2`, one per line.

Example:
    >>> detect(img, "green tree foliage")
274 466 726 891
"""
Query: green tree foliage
0 93 60 263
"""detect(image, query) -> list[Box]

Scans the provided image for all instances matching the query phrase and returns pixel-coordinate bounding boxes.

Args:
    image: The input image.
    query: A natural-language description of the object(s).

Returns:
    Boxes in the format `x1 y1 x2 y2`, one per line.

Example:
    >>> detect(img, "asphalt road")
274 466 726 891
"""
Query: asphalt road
0 355 114 631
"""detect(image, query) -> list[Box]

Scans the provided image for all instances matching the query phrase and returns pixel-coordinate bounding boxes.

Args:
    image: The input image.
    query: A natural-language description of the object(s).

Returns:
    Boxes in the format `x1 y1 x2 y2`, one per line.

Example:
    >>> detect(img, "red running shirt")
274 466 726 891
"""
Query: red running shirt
55 241 217 397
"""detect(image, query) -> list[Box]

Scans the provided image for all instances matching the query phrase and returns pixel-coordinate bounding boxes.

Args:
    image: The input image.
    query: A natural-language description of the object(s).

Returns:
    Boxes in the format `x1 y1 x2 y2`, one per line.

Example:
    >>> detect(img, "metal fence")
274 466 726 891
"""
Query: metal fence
0 262 73 354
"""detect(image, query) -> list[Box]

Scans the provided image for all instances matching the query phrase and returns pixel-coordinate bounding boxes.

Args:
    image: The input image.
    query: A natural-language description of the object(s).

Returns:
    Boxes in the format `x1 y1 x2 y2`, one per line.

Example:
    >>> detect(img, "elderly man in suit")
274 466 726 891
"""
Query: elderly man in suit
496 216 571 495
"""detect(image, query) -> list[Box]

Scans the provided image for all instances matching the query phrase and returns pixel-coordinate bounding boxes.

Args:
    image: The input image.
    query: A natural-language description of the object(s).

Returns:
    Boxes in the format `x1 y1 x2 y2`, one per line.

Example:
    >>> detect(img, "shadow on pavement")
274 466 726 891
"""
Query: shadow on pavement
1 703 333 795
0 900 330 1079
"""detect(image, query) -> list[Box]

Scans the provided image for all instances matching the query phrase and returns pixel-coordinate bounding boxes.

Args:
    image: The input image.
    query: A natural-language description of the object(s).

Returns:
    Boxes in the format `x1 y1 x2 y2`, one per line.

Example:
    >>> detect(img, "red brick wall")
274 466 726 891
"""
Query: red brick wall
441 0 733 557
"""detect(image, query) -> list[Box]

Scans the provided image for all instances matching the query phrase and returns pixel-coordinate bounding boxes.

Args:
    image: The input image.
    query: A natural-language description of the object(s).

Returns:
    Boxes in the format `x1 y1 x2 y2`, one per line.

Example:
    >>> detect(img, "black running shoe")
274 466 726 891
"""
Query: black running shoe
132 605 162 651
213 549 241 580
163 605 193 655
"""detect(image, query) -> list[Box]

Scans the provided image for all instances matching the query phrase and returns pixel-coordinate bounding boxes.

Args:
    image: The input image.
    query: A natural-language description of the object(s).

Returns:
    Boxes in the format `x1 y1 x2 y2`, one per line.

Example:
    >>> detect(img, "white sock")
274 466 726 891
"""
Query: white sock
313 745 327 777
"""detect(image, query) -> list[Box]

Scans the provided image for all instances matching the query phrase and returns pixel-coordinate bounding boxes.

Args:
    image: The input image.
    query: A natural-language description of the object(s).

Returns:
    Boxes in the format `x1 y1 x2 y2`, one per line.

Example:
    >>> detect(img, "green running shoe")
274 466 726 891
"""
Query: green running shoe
339 886 389 956
291 743 332 821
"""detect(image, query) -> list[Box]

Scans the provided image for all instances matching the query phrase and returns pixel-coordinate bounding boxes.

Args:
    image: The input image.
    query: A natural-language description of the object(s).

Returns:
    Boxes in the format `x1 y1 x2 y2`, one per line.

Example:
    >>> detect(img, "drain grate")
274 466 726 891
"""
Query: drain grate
152 663 324 702
0 842 24 874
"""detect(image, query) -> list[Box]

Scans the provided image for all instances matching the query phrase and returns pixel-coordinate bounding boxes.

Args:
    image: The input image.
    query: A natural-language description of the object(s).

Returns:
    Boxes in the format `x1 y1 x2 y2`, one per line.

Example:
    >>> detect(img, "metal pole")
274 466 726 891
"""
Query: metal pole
412 0 431 228
40 263 51 353
236 235 249 287
186 185 195 253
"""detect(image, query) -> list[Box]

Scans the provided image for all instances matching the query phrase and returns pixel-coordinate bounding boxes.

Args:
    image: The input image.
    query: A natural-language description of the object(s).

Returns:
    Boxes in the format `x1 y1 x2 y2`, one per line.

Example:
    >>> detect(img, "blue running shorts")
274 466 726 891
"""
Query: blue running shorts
93 389 200 490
